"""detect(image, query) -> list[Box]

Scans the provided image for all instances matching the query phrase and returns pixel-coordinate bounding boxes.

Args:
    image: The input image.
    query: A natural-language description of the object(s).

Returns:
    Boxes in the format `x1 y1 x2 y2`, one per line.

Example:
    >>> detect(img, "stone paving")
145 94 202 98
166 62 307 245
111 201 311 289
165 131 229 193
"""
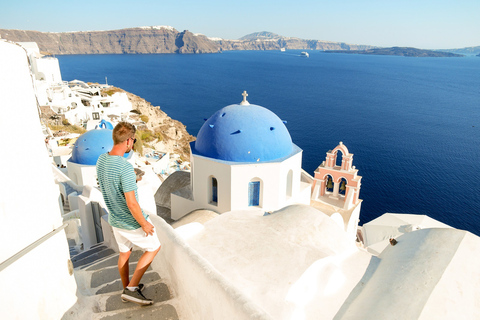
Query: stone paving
67 243 179 320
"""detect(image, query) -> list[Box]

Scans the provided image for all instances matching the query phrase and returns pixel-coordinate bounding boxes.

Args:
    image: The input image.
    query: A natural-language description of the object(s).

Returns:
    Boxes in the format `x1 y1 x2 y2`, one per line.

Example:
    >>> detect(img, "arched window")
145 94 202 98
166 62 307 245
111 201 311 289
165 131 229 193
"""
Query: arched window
325 175 334 193
210 176 218 206
339 178 347 196
248 181 260 206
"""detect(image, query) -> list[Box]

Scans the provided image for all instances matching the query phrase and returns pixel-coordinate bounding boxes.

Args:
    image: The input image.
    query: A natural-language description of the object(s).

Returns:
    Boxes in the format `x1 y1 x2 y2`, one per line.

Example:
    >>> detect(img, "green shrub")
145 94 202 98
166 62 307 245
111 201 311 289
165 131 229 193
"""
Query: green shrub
102 87 123 96
154 131 164 141
134 131 144 155
138 129 154 142
48 124 86 134
140 115 149 123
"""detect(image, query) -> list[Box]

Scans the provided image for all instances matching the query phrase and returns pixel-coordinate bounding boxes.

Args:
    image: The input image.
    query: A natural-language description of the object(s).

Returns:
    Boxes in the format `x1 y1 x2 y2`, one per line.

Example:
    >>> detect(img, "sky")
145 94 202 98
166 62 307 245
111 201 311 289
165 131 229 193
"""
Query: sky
1 0 479 49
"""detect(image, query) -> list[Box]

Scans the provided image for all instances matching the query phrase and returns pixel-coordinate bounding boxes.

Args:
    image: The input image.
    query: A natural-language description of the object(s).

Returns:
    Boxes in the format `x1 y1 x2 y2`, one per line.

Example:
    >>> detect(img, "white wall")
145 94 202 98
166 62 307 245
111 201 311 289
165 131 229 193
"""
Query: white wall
34 57 62 84
67 162 98 186
192 156 233 212
0 40 77 318
172 149 308 220
148 215 273 320
230 151 304 211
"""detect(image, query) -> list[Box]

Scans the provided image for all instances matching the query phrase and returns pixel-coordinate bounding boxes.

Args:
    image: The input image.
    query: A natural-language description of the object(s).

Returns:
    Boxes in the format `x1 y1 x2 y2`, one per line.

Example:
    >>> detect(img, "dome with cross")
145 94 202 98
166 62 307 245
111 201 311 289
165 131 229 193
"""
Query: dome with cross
194 92 293 162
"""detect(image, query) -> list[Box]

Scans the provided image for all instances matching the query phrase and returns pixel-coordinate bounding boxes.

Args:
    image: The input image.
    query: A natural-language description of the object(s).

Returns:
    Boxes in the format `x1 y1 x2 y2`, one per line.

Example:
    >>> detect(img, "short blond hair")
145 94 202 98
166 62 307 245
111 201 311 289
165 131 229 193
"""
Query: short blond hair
112 122 136 145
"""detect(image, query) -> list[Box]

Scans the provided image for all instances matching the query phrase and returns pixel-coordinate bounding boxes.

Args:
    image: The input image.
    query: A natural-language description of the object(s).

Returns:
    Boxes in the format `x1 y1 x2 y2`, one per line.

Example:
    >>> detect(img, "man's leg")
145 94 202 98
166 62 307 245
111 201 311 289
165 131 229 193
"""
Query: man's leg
128 246 161 287
118 249 132 289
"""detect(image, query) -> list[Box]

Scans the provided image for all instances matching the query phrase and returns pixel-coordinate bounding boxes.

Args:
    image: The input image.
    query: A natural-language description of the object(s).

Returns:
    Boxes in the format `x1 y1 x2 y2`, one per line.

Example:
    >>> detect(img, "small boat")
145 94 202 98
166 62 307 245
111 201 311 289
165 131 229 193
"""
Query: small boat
280 48 286 52
301 51 309 57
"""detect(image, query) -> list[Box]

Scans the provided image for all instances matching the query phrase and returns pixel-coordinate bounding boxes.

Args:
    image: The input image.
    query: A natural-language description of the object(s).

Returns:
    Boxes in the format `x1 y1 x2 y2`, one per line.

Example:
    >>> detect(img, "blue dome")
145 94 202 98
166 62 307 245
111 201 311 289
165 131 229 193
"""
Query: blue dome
194 104 292 162
96 119 114 130
69 129 131 165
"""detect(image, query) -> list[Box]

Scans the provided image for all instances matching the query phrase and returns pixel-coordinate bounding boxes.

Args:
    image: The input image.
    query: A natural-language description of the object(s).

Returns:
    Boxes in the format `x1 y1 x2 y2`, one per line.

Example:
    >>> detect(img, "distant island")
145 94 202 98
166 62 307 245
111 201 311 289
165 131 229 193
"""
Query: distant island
438 45 480 55
325 47 464 57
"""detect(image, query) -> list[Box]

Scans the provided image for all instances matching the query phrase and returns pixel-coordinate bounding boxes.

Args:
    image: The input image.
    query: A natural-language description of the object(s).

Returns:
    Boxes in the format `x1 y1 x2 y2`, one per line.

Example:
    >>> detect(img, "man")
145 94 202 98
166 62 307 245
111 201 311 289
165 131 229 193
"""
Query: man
96 122 161 306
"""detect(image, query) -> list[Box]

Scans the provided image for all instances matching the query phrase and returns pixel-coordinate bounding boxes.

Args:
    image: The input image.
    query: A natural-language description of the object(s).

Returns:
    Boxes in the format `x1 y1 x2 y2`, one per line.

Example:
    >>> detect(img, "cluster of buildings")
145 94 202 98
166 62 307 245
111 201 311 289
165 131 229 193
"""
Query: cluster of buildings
1 39 479 319
20 42 133 129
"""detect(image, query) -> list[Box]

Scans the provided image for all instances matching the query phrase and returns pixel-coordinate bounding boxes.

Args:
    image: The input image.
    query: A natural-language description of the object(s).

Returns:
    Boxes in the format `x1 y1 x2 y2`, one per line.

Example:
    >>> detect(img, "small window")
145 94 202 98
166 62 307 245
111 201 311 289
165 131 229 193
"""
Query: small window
248 181 260 206
212 177 218 204
92 112 100 120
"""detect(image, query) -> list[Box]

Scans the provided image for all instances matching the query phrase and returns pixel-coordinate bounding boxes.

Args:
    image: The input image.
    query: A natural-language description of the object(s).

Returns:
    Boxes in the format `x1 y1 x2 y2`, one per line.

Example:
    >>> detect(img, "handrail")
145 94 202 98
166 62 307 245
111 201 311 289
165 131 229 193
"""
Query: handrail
0 223 68 272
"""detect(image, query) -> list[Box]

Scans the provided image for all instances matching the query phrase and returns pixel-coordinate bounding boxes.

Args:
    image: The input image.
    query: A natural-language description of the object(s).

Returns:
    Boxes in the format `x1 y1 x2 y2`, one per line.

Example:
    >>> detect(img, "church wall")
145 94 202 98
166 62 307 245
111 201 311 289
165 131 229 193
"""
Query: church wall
173 149 306 219
171 155 234 220
230 152 303 211
192 155 233 213
0 41 77 318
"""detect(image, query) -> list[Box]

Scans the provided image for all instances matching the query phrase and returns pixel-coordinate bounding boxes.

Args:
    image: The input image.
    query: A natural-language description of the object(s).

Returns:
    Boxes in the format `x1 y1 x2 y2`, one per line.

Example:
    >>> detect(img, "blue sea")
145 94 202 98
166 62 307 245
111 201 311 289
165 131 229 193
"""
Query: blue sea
57 51 480 235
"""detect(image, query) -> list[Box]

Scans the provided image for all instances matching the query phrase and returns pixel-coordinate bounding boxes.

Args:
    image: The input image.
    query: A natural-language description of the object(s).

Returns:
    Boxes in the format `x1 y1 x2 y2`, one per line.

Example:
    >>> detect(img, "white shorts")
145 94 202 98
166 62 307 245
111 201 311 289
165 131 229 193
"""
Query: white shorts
112 218 161 253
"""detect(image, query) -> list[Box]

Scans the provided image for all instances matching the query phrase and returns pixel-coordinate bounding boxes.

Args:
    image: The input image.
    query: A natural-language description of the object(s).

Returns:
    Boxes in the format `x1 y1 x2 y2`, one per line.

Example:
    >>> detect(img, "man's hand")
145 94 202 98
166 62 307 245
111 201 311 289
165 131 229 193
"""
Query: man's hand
125 190 153 236
142 221 155 237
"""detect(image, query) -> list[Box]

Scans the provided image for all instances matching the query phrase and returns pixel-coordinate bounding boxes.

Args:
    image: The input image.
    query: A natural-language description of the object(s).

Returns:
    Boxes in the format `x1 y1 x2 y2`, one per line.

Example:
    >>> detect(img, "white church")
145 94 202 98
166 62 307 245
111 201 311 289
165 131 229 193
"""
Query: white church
170 92 312 218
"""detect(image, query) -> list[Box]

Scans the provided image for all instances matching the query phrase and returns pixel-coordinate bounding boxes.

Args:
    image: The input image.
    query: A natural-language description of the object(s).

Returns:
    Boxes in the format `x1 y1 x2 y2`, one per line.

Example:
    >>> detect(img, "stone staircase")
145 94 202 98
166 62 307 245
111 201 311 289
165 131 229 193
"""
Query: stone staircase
67 243 180 320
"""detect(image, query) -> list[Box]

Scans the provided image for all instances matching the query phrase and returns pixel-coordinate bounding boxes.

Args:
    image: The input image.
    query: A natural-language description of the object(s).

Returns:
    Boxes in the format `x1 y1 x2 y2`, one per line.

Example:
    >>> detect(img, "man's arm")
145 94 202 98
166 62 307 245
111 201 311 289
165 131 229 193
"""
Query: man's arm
125 190 154 236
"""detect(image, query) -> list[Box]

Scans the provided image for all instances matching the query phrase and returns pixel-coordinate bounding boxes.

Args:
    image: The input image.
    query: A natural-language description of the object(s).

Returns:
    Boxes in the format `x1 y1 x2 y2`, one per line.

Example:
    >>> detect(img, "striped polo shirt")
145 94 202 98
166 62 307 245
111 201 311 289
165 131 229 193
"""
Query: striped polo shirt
96 153 148 230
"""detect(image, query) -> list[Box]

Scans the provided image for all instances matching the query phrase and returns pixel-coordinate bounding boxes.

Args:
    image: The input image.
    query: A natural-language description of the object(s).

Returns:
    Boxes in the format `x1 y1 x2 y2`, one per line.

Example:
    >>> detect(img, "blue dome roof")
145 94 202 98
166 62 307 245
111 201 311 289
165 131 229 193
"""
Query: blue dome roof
69 129 130 165
96 119 114 130
194 104 292 162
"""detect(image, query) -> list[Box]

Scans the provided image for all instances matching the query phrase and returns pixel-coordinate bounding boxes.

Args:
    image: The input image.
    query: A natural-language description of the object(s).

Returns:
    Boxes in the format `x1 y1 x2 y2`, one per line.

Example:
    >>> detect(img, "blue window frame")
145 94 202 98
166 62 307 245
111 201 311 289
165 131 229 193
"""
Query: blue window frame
248 181 260 206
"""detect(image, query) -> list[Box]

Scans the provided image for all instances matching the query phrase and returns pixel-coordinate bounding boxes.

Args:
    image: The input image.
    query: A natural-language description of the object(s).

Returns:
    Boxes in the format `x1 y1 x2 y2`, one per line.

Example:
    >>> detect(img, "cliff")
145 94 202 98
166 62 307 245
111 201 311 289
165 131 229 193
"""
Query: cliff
216 31 375 51
0 27 374 55
325 47 464 57
120 88 196 160
41 86 195 160
0 27 218 55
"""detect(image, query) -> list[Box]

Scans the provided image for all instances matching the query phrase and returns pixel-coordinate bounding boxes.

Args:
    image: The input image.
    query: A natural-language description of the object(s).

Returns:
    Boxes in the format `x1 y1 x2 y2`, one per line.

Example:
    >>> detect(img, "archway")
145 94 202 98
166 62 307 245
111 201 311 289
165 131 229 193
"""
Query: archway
335 150 343 167
325 175 334 193
339 178 347 196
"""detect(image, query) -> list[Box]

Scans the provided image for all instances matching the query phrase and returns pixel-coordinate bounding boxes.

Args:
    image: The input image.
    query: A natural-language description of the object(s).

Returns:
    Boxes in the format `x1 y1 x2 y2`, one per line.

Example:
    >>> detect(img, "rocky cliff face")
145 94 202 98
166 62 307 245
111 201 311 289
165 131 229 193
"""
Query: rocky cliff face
215 38 373 51
0 27 218 55
0 27 374 55
121 88 196 160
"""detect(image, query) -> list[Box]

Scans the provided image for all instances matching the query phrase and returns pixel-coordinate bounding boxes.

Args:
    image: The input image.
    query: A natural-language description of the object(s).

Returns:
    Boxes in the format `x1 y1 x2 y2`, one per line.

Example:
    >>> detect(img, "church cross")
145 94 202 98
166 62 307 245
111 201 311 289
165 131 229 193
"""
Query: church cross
240 90 250 105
